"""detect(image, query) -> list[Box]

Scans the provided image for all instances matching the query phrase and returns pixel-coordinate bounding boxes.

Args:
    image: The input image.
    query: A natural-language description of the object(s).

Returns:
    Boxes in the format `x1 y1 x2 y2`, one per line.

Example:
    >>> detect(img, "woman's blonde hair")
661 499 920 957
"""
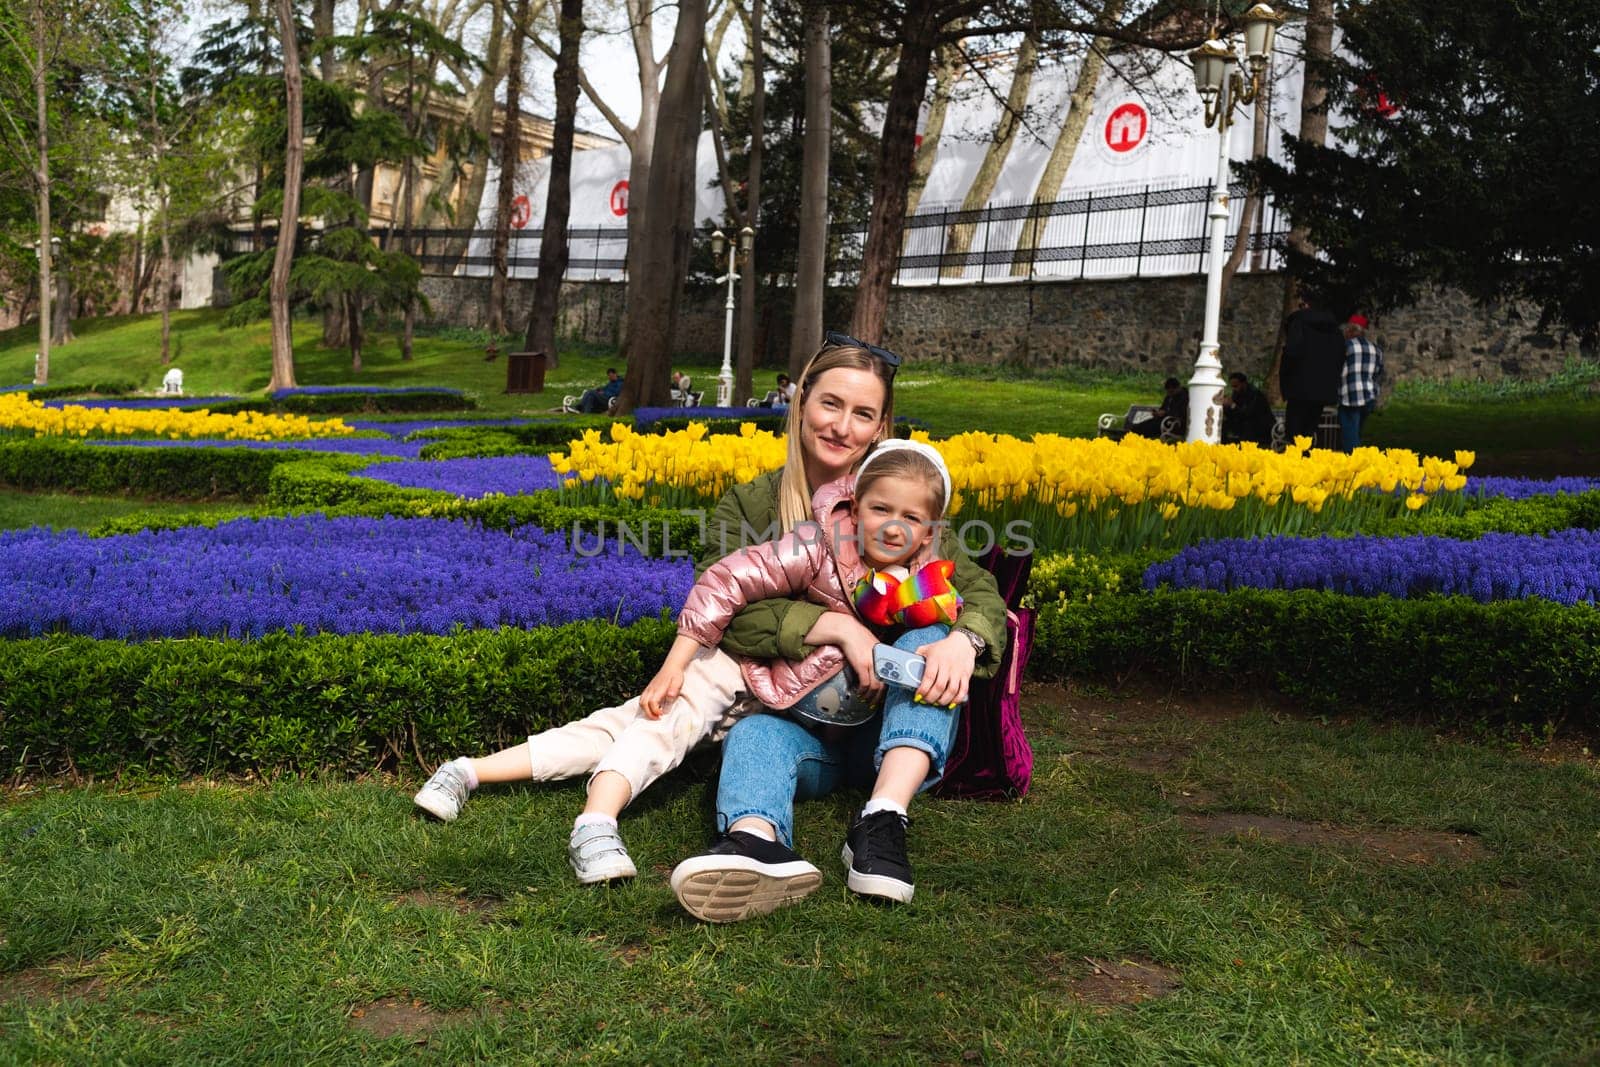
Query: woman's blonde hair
776 344 895 531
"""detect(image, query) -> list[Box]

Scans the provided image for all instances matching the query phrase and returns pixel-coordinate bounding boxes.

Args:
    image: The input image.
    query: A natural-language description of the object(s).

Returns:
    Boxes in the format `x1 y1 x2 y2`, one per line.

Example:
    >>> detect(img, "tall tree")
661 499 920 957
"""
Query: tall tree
0 0 118 382
615 0 706 413
488 0 528 337
940 33 1036 277
1011 0 1122 276
521 0 583 362
788 0 829 372
268 0 302 391
846 0 940 342
1258 0 1600 339
733 0 764 399
903 33 963 220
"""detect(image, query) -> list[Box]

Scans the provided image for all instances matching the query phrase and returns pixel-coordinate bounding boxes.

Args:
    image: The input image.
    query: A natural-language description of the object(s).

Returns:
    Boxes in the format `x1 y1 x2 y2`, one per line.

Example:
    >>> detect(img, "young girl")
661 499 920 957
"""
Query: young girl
413 440 964 885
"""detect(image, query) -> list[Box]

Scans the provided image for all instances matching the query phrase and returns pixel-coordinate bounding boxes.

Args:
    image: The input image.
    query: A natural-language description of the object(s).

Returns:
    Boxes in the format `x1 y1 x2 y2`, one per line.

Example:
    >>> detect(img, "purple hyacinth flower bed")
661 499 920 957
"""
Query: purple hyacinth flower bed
1464 476 1600 499
353 456 563 497
1 383 33 394
0 515 694 640
1144 530 1600 606
43 396 237 410
89 438 427 458
345 418 542 438
632 405 777 429
271 386 463 399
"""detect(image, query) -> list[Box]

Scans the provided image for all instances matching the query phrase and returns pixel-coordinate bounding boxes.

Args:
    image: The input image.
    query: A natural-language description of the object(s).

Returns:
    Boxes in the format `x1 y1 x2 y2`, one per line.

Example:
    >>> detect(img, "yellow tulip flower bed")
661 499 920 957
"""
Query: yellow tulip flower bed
550 423 1475 553
0 392 354 442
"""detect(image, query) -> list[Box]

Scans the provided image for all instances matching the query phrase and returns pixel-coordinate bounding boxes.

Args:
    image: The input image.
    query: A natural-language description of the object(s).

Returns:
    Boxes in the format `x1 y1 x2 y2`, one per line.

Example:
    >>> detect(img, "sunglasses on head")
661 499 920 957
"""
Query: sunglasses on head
824 330 902 379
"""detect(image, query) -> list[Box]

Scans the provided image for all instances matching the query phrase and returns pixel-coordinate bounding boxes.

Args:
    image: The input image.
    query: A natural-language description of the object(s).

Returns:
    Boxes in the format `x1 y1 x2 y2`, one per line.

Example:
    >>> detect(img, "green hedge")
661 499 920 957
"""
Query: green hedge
205 390 476 416
0 438 301 498
0 619 676 777
1032 588 1600 728
1373 491 1600 538
26 381 138 400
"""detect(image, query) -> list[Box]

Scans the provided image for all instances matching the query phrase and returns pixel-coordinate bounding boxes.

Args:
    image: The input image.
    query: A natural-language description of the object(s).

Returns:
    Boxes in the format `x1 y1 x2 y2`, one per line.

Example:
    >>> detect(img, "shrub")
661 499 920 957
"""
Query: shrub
1032 588 1600 728
0 438 297 498
0 619 676 777
205 390 476 416
27 381 138 401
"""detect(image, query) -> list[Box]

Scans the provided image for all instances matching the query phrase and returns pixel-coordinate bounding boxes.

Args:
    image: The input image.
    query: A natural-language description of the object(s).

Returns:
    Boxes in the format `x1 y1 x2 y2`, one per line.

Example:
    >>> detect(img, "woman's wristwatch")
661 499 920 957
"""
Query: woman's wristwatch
955 628 986 656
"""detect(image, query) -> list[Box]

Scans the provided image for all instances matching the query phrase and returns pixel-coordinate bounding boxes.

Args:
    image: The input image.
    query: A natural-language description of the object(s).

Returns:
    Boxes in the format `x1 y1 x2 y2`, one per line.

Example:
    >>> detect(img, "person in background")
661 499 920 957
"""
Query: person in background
1132 376 1188 439
1280 298 1345 447
575 368 622 414
758 373 794 408
1339 314 1385 451
1220 371 1274 446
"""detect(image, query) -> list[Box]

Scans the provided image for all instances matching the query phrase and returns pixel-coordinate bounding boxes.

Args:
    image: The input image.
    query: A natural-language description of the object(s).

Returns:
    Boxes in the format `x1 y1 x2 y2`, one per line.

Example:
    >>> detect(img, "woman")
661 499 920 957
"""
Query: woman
669 340 1006 923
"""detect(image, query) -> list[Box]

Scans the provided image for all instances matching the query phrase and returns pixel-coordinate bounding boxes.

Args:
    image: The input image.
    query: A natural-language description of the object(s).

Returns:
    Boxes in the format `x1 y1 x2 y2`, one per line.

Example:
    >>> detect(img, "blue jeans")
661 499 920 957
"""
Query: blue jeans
715 624 962 848
1339 401 1375 451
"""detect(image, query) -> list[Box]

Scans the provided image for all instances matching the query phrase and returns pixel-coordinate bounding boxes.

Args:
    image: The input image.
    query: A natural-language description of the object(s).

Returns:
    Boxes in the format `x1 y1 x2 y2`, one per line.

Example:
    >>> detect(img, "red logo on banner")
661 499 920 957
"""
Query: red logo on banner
1104 102 1148 153
609 180 629 217
510 194 531 229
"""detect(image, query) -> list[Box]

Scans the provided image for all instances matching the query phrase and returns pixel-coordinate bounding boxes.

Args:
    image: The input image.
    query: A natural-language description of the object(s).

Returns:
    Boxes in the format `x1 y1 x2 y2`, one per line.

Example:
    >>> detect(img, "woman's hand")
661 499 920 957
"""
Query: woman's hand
913 632 977 707
804 612 885 697
640 665 686 720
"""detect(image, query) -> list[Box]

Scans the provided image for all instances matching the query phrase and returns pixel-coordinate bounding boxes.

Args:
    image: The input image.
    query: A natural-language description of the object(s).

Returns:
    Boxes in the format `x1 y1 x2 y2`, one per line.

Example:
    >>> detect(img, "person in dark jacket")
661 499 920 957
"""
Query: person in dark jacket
1220 372 1274 446
1131 376 1188 439
1280 300 1345 445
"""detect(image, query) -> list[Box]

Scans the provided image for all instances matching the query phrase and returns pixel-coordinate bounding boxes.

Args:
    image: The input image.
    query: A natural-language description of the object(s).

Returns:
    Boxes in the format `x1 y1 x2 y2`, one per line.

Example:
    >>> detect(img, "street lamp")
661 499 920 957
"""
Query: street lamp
711 225 754 408
1184 2 1284 443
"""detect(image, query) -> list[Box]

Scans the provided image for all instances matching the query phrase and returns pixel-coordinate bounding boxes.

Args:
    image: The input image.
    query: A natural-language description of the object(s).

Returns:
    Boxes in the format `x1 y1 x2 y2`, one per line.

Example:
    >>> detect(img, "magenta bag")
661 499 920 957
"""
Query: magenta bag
934 548 1034 800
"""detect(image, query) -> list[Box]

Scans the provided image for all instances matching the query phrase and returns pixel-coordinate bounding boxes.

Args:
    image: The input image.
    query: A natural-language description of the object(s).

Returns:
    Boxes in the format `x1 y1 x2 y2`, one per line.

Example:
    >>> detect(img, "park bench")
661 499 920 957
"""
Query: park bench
1097 404 1181 443
1098 405 1338 451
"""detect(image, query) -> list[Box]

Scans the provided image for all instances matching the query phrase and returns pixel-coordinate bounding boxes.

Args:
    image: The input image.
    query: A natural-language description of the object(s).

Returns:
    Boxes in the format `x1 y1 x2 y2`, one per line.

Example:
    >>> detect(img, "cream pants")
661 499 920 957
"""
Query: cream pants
525 645 749 804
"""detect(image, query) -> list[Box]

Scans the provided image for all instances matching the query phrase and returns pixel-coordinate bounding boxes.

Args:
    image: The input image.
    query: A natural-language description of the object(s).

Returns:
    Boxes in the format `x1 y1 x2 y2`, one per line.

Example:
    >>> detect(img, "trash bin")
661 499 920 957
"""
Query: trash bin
506 351 547 394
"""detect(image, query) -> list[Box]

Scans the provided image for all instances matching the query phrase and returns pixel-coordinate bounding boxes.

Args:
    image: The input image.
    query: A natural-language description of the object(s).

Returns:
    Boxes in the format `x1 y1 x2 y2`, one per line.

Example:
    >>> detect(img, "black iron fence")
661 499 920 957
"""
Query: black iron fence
225 180 1285 285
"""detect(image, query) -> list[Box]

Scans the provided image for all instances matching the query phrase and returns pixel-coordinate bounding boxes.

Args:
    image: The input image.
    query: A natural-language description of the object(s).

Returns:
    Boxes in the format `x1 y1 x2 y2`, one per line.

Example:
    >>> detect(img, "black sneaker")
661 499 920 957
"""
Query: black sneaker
842 810 914 903
670 831 822 923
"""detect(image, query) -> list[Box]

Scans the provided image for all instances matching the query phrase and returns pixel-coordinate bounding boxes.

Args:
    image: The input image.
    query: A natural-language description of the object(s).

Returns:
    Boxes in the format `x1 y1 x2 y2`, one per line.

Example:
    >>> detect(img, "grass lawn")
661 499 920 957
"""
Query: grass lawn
2 685 1595 1061
0 491 253 532
3 309 1598 471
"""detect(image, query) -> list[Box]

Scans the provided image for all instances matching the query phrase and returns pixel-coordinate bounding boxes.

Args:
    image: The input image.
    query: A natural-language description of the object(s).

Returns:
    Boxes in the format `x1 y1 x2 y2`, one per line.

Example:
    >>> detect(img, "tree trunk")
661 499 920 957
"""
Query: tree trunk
849 0 939 343
31 0 50 384
1269 0 1333 401
489 0 528 337
1011 0 1121 276
941 35 1035 277
1218 81 1270 309
268 0 303 393
160 187 173 364
400 34 417 361
617 0 707 412
789 0 829 375
615 0 663 354
51 261 72 345
347 293 364 372
734 0 764 396
523 0 583 362
904 33 963 220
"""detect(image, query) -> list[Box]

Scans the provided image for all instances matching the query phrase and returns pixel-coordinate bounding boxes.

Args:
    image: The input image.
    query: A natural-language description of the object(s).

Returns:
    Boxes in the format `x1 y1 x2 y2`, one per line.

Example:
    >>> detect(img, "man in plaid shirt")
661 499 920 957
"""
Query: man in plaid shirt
1339 314 1385 451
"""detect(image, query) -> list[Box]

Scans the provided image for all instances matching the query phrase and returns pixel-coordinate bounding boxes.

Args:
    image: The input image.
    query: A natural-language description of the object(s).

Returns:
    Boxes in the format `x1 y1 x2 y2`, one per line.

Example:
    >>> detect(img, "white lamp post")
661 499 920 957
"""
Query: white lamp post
711 225 754 408
1185 3 1284 443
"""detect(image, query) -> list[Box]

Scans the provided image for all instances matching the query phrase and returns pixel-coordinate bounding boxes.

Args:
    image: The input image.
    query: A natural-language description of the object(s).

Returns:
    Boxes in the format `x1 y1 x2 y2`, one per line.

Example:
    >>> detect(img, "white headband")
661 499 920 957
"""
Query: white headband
855 438 952 513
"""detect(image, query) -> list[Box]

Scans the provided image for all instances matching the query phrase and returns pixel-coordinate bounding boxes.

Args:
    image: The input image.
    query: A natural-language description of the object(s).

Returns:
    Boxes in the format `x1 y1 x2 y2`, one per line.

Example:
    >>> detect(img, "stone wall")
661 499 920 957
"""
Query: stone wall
418 272 1591 384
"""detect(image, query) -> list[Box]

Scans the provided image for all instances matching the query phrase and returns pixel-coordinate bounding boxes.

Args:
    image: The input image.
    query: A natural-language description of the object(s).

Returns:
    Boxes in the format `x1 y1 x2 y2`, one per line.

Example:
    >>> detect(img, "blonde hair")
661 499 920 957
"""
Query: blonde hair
853 447 948 522
777 345 895 531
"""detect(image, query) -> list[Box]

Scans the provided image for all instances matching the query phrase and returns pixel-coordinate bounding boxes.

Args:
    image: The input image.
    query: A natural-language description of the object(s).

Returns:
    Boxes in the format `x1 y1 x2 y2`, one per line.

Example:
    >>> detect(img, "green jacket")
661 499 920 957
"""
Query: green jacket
695 469 1006 680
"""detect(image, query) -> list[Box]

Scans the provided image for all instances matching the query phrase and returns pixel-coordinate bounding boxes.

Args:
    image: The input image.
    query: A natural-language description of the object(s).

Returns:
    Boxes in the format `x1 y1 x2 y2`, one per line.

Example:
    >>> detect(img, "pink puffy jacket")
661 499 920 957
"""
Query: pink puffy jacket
676 476 945 710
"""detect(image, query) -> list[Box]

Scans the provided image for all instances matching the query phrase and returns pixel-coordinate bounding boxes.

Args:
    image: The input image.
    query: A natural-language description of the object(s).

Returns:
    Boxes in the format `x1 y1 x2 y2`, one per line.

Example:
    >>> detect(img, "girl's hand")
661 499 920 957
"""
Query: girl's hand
805 612 884 696
640 666 686 720
913 633 976 707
